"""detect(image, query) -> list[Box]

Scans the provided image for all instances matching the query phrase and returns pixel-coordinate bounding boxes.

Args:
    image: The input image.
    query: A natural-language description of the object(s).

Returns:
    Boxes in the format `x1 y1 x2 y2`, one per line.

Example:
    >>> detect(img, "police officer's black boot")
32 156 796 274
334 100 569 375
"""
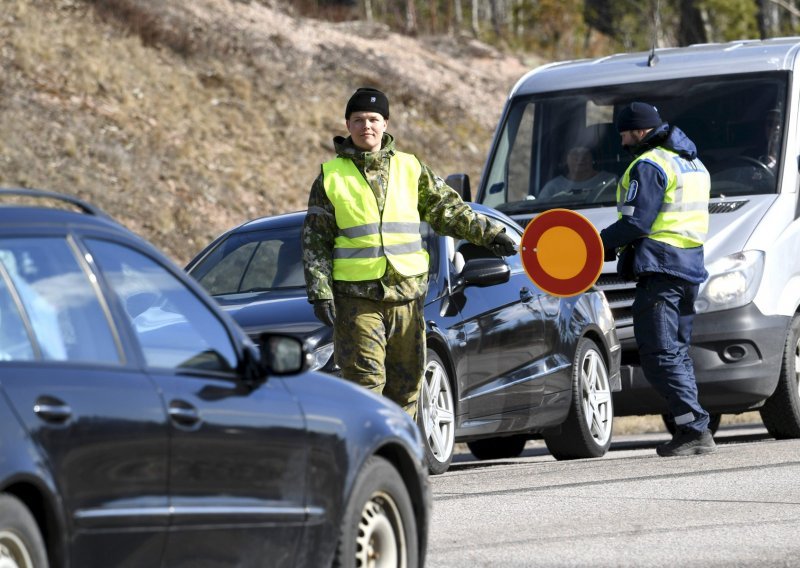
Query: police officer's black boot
656 427 716 457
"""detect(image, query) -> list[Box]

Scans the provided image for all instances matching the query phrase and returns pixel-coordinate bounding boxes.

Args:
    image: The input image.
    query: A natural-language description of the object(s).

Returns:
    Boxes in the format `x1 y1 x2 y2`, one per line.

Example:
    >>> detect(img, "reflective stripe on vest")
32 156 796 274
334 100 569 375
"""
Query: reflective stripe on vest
322 152 429 281
617 147 710 248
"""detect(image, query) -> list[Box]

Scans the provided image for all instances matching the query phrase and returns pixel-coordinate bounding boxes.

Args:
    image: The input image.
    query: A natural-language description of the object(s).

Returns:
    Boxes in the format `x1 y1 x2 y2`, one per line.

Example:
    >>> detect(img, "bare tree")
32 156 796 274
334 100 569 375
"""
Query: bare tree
454 0 464 33
406 0 417 34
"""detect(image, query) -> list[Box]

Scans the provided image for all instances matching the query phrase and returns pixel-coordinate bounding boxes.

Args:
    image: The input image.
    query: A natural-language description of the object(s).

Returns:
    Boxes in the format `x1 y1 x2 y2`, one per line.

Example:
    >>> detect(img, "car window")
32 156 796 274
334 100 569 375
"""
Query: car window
87 239 238 373
0 238 121 363
192 225 305 295
0 270 35 361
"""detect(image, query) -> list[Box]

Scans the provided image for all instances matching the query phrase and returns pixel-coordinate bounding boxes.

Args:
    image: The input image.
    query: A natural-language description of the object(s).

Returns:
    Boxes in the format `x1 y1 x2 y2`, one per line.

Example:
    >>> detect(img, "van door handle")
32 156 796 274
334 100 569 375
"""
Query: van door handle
33 397 72 423
168 400 201 427
520 287 535 302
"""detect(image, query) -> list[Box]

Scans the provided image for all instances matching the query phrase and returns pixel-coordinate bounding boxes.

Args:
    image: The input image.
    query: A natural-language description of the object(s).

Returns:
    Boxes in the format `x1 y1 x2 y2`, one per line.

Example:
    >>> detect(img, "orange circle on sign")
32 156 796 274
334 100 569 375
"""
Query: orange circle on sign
520 209 604 297
537 226 587 280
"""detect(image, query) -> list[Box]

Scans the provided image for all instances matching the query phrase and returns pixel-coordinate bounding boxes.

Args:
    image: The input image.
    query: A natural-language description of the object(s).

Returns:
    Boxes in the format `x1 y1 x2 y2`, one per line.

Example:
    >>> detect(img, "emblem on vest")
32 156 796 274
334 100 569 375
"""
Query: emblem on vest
625 180 638 202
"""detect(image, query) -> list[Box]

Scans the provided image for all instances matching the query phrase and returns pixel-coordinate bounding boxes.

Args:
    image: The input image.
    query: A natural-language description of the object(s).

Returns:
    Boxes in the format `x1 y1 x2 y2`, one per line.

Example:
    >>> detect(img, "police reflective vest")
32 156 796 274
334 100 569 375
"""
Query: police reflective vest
617 147 710 248
322 152 429 281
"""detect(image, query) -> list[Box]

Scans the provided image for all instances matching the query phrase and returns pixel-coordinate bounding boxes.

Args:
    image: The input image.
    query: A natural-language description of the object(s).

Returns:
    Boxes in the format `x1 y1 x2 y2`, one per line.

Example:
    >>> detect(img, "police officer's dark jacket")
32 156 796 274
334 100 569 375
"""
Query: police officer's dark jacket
600 124 710 284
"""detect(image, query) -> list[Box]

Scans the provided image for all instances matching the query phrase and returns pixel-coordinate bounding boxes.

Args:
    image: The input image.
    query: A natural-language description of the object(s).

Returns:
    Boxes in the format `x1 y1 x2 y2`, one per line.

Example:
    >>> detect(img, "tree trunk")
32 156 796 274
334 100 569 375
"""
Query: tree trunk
677 0 708 46
454 0 463 33
406 0 418 35
471 0 479 36
363 0 373 22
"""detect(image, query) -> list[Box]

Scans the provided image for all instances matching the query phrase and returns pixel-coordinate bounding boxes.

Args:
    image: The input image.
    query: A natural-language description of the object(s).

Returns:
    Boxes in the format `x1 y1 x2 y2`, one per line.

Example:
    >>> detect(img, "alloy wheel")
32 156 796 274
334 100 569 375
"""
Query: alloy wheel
419 356 455 466
579 347 613 446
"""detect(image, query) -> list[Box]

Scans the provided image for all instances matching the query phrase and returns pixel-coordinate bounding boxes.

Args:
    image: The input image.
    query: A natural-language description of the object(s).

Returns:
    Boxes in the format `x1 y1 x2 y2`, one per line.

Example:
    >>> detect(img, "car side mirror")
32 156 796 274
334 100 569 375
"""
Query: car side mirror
454 258 510 291
258 333 310 376
445 173 471 201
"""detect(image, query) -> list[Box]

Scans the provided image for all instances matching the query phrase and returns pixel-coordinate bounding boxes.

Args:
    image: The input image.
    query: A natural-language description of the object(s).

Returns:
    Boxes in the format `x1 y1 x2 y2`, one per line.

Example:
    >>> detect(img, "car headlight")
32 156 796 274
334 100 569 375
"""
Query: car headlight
695 250 764 314
309 341 335 371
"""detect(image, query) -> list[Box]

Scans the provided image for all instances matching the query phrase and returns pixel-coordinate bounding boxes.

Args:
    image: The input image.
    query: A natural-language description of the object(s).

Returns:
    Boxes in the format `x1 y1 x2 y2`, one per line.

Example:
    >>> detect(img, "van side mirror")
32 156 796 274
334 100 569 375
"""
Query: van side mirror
445 173 471 201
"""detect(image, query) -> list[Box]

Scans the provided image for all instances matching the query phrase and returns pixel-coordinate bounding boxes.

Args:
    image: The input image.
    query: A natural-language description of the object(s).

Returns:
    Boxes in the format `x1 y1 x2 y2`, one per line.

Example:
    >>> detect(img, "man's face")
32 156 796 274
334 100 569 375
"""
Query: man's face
346 111 387 152
620 130 645 147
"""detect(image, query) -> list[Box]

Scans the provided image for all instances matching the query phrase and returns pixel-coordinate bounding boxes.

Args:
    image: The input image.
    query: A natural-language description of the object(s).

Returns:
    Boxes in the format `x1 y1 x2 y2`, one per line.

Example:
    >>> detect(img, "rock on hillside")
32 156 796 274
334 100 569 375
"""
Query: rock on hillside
0 0 536 262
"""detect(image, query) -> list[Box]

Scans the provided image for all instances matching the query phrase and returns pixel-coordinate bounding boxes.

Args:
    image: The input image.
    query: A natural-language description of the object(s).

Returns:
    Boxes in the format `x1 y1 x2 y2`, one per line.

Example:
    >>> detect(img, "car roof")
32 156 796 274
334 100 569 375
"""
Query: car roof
513 37 800 95
0 188 128 232
234 210 308 232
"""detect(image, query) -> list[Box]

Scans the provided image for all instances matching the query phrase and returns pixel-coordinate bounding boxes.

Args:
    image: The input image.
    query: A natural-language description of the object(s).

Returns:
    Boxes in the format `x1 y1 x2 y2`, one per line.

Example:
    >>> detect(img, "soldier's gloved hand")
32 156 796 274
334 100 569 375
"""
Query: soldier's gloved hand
489 231 517 256
604 246 617 262
313 299 336 327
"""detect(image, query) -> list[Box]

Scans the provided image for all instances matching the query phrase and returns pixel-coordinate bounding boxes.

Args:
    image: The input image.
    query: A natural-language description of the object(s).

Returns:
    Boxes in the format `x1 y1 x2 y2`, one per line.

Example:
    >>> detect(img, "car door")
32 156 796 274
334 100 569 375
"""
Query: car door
452 220 549 422
85 238 309 568
0 235 169 568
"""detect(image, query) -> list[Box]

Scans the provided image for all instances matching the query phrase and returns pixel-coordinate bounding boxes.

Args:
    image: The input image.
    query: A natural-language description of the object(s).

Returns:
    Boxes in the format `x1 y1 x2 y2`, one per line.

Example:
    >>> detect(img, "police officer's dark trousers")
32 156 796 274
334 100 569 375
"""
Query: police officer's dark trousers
632 273 710 432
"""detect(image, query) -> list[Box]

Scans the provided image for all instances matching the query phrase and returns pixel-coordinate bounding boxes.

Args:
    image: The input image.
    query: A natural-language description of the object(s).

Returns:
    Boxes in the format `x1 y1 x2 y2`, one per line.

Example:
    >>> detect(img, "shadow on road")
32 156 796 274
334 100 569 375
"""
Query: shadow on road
447 423 772 472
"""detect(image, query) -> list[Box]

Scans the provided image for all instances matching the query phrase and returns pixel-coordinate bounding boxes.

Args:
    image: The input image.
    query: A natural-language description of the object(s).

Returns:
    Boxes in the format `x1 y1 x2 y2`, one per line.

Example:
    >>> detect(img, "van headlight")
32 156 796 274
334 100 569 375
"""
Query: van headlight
695 250 764 314
309 342 335 371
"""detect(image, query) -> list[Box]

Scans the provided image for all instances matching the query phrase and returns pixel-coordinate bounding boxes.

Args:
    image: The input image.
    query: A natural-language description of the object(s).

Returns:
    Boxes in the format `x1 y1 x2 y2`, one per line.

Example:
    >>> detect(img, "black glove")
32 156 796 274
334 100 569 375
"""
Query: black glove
313 299 336 327
604 246 617 262
489 231 517 256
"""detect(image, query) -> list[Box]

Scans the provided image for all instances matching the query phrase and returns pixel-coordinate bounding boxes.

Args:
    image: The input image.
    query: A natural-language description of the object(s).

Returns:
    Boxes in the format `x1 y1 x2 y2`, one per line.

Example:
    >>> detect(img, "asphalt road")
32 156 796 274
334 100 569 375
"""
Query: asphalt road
427 423 800 567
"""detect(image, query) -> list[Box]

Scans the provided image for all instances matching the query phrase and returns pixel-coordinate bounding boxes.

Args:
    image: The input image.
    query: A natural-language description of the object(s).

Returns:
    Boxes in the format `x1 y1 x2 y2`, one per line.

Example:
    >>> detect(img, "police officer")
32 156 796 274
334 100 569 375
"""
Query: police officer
600 102 715 457
302 87 516 417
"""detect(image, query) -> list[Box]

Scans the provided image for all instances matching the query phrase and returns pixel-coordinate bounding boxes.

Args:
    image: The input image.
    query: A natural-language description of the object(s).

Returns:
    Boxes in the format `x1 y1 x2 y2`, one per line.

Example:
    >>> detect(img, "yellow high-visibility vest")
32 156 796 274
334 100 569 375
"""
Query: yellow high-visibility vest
617 147 710 248
322 152 429 281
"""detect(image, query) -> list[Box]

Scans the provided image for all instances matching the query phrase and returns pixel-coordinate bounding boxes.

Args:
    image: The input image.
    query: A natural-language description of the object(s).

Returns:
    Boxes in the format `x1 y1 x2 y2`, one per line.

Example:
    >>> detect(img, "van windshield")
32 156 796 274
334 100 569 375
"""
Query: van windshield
480 72 788 216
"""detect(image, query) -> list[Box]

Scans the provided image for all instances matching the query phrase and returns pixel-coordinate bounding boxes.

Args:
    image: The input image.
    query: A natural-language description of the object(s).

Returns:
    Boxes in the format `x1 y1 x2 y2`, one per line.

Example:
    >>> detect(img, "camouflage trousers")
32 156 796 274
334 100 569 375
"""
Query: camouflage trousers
333 295 425 418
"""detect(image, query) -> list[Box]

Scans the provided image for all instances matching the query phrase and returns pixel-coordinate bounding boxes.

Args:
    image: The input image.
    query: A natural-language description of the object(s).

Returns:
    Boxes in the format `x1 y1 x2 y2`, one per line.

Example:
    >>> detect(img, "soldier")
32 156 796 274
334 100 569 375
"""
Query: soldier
302 87 517 417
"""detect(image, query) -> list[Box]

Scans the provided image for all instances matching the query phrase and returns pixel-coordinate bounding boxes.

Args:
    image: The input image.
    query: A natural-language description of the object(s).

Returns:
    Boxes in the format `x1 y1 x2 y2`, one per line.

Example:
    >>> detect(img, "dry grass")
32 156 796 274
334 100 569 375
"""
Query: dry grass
0 0 525 264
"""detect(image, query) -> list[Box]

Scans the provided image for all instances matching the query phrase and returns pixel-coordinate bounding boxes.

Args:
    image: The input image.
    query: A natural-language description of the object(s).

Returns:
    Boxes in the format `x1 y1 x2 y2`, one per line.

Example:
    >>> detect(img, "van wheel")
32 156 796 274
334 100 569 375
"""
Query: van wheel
333 456 418 568
417 350 456 475
760 313 800 438
544 337 613 460
0 494 49 568
467 436 527 460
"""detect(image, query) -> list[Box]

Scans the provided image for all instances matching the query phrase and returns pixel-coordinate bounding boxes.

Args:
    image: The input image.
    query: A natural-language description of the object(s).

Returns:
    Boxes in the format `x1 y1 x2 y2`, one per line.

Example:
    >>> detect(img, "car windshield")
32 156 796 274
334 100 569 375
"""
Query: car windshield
192 221 441 297
190 225 305 295
479 71 789 215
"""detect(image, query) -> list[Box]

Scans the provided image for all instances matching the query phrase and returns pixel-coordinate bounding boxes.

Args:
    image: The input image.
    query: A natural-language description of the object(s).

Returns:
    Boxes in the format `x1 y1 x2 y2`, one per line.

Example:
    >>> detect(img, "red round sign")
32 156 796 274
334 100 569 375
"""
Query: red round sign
520 209 604 297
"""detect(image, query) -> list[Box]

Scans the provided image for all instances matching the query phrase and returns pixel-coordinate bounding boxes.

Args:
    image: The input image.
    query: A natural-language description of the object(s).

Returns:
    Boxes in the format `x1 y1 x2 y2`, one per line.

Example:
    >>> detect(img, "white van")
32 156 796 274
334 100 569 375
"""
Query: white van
467 38 800 436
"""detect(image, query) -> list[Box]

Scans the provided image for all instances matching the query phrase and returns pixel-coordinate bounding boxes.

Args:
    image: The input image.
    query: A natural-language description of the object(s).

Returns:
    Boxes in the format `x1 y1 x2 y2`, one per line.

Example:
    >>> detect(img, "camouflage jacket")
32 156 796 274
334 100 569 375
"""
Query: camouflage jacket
302 133 502 303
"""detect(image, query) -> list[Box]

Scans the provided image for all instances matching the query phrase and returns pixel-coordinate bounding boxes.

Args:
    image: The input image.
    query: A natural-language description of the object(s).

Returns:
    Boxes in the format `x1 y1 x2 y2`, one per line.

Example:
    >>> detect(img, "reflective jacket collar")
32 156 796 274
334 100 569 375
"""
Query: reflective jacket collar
332 133 396 166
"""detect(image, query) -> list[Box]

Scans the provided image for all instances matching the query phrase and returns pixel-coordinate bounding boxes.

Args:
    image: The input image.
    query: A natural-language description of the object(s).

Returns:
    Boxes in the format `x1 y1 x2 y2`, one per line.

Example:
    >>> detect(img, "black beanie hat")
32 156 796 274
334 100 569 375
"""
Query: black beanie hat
345 87 390 119
616 102 663 132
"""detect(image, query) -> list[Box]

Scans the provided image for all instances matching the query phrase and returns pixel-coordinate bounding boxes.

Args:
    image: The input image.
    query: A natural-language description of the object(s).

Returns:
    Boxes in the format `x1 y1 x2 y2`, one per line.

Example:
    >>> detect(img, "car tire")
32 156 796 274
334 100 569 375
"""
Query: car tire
467 435 527 460
416 349 456 475
760 313 800 438
544 337 613 460
334 456 418 568
662 413 721 435
0 494 49 568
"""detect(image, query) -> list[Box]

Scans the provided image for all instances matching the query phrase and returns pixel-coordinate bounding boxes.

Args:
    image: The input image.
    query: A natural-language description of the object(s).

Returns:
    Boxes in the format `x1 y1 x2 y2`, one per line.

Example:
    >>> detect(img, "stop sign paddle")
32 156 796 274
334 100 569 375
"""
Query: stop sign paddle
520 209 604 297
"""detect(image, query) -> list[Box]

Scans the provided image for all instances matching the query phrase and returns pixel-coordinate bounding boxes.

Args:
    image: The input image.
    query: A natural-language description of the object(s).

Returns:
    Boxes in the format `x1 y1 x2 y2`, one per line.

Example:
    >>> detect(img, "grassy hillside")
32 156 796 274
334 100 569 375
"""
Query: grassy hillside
0 0 532 263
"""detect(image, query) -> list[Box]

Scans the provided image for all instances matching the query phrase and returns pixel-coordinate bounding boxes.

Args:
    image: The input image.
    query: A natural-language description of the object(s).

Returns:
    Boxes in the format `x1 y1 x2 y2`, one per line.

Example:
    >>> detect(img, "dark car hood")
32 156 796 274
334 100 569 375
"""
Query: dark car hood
212 289 322 339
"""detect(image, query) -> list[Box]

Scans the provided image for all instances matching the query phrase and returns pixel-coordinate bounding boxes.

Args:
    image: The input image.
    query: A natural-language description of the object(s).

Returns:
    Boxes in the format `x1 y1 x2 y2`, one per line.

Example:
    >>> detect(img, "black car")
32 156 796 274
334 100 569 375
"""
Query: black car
187 203 622 474
0 189 429 568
